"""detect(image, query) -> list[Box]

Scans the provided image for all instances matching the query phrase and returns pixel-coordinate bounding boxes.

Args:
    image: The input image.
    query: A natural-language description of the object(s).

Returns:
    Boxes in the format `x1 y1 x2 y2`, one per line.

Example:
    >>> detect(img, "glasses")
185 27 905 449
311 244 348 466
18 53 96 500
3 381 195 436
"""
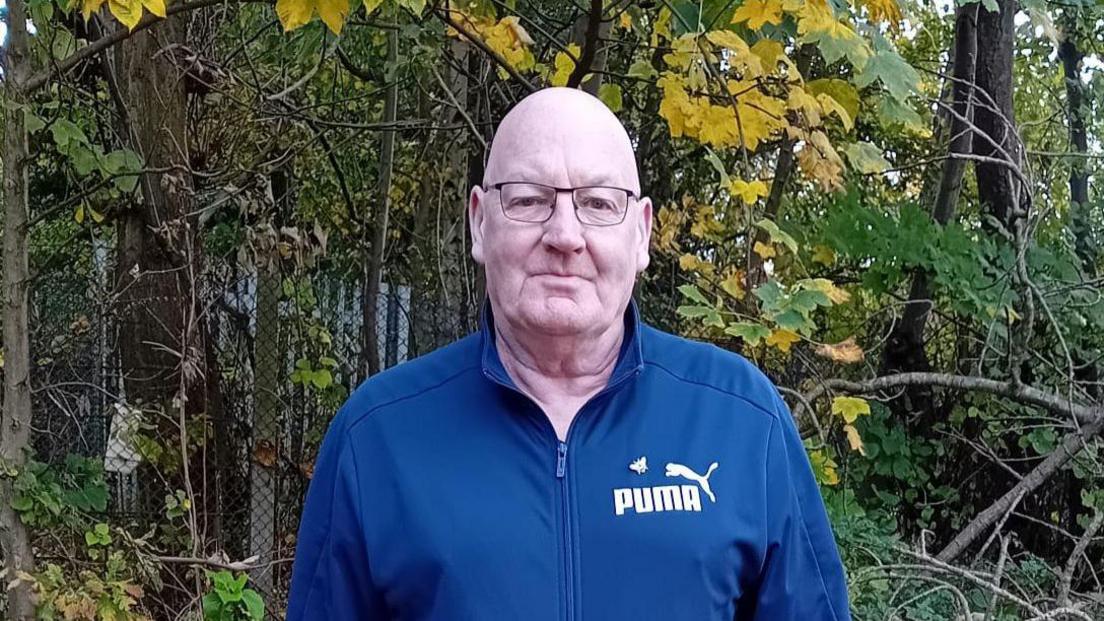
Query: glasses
489 182 637 226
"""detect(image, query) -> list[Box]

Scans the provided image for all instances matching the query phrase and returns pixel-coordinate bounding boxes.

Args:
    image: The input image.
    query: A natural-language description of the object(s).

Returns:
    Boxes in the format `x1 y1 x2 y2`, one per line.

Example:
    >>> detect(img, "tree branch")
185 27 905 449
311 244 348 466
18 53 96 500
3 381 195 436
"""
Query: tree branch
566 0 603 89
795 372 1100 428
25 0 270 92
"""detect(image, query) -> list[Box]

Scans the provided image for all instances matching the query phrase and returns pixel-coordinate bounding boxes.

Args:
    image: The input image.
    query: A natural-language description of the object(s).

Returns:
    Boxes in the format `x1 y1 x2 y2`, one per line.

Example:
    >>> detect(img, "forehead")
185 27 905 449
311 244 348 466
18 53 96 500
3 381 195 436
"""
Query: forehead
488 105 638 189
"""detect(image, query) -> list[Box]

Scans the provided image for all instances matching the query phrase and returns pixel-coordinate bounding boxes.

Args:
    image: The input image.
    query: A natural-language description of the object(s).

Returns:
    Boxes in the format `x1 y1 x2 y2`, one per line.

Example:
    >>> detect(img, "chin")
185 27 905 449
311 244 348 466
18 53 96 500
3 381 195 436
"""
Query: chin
519 298 595 336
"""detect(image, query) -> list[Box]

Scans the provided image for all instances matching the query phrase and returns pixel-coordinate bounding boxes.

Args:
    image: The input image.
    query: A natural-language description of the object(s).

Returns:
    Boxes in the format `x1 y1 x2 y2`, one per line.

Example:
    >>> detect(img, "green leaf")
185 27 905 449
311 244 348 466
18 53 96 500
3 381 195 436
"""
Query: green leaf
627 59 658 80
242 590 265 621
753 280 786 310
704 147 731 187
11 495 33 512
677 284 709 305
842 141 891 174
598 83 623 112
397 0 425 14
723 322 771 345
755 219 798 254
22 109 45 134
855 50 921 102
311 369 333 389
676 304 714 318
806 79 860 123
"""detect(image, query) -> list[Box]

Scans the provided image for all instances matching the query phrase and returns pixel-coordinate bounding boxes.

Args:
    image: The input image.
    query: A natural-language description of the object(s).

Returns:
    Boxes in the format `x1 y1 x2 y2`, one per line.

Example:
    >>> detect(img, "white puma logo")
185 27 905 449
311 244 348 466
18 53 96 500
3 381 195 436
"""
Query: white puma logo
665 462 719 503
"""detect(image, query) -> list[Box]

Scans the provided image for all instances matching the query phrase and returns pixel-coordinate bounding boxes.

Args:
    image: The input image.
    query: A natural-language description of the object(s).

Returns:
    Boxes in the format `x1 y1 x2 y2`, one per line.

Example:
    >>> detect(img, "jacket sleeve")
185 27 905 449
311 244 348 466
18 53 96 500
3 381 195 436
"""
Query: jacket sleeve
738 391 851 621
286 415 388 620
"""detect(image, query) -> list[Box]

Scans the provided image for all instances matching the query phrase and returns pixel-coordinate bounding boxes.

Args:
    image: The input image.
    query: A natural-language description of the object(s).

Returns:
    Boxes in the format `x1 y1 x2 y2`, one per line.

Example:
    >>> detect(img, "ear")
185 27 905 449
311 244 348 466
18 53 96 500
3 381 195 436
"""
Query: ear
634 196 653 273
469 185 487 265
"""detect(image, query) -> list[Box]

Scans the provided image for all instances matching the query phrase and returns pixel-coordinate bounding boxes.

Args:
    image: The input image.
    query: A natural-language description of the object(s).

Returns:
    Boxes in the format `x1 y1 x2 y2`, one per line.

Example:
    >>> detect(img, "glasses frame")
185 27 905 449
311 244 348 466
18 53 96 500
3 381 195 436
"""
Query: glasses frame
489 181 638 227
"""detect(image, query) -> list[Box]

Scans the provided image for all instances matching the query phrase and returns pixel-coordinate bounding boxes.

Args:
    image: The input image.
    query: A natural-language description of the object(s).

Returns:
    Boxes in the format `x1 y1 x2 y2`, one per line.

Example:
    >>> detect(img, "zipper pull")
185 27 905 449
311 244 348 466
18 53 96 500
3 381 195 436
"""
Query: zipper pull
556 442 567 478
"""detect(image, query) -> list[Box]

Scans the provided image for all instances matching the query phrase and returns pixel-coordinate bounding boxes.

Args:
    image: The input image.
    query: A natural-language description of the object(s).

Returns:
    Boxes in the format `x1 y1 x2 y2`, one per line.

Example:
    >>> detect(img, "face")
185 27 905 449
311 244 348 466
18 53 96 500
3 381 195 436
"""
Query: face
469 89 653 338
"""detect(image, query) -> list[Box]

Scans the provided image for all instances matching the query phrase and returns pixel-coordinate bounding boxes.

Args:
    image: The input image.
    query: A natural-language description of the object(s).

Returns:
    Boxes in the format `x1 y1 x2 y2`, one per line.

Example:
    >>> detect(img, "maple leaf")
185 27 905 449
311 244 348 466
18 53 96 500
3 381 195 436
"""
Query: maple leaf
787 86 822 126
815 337 865 363
811 244 836 266
141 0 165 18
806 79 860 123
766 329 801 353
808 449 840 486
800 278 851 304
363 0 383 15
317 0 350 34
550 43 580 87
732 0 784 30
750 39 786 72
753 241 777 259
862 0 903 30
831 396 871 423
797 130 845 192
721 270 746 300
729 179 769 205
843 424 866 455
619 11 633 31
276 0 313 31
855 50 921 102
82 0 106 21
816 93 854 131
843 141 891 174
109 0 145 30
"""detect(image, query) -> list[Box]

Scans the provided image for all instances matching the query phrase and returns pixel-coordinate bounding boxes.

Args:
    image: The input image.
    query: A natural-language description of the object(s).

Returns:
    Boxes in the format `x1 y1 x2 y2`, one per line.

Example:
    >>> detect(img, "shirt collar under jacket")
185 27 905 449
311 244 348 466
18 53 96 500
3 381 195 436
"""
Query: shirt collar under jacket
478 296 646 393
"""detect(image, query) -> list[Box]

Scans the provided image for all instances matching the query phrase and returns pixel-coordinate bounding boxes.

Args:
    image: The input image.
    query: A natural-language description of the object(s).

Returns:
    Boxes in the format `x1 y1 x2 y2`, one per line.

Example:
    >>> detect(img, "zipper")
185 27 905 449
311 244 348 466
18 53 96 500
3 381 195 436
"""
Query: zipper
483 365 642 621
556 440 573 621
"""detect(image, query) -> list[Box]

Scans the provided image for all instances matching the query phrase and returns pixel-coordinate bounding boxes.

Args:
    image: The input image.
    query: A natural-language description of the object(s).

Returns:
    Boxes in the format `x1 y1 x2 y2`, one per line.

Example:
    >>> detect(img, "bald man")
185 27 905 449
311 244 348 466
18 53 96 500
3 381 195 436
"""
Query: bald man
287 88 850 620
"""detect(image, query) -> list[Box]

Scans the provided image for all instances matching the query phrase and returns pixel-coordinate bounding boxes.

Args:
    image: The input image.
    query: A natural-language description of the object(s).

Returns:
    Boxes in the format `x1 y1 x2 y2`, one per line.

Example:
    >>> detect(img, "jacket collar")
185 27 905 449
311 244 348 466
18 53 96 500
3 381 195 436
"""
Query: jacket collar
479 297 645 391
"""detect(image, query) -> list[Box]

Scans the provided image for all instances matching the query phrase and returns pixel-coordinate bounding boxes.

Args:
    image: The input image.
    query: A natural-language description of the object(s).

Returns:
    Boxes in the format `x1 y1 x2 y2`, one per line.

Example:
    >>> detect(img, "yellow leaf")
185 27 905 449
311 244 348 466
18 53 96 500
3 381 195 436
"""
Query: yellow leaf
721 270 745 300
140 0 165 18
753 241 776 259
0 349 4 368
831 396 871 424
276 0 314 31
731 0 784 30
317 0 350 34
797 130 845 192
816 93 853 131
862 0 902 29
706 31 762 77
811 244 836 266
619 11 632 31
108 0 144 30
815 337 865 363
75 204 85 224
808 449 840 486
765 329 800 353
843 424 866 455
750 39 786 72
803 278 850 304
651 7 673 47
729 179 769 205
88 206 105 224
502 15 534 45
787 86 822 126
550 43 580 87
82 0 106 21
363 0 383 15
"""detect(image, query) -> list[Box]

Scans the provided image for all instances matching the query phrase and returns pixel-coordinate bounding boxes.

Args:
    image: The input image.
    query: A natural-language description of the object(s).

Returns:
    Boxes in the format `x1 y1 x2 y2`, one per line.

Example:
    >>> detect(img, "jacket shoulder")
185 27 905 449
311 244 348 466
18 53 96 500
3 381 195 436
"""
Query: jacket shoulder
640 324 782 419
330 332 482 435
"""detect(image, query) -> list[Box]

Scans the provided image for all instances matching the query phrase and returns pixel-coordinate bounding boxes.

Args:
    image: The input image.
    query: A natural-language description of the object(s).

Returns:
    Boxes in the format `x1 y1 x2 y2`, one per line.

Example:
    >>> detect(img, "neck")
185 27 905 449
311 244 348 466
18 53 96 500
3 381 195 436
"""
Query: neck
493 312 625 404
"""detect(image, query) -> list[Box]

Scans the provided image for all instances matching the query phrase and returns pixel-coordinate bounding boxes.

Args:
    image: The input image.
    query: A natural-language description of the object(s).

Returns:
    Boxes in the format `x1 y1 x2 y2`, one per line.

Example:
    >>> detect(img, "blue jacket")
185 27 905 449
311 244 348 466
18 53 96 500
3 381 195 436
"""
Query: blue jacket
287 301 850 620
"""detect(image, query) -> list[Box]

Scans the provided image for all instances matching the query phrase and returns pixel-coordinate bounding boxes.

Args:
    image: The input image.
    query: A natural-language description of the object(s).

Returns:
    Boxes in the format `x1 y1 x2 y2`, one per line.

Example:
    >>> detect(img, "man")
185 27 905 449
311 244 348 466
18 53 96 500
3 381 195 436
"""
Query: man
287 87 850 620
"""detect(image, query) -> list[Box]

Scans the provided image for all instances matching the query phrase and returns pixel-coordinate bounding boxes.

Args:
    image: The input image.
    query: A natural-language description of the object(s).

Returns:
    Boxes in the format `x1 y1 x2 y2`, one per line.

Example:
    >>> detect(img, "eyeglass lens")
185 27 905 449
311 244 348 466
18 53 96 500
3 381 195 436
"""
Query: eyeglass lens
499 183 627 225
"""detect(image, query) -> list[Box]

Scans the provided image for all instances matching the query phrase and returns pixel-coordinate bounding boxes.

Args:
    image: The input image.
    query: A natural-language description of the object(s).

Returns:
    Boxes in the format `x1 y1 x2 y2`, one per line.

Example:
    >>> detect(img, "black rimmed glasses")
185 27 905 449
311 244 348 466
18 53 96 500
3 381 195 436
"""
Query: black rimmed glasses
489 182 637 226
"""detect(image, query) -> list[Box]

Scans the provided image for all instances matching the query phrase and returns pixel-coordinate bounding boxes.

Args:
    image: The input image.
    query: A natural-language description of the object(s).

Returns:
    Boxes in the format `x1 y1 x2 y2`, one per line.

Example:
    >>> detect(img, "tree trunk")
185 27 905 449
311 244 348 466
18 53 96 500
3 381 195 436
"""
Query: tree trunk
1059 27 1094 275
880 4 978 395
973 0 1022 228
0 0 38 617
110 14 218 600
360 25 399 378
249 161 292 594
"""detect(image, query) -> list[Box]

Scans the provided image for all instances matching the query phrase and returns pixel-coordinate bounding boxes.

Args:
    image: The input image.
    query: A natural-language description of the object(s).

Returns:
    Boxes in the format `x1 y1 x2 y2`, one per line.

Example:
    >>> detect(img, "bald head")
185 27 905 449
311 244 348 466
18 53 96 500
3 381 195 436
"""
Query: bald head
483 88 641 194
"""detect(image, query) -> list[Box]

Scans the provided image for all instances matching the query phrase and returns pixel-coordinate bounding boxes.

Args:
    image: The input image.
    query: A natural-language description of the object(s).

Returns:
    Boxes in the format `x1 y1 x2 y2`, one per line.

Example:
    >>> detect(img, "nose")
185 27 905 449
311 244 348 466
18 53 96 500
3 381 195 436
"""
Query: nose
540 191 586 255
